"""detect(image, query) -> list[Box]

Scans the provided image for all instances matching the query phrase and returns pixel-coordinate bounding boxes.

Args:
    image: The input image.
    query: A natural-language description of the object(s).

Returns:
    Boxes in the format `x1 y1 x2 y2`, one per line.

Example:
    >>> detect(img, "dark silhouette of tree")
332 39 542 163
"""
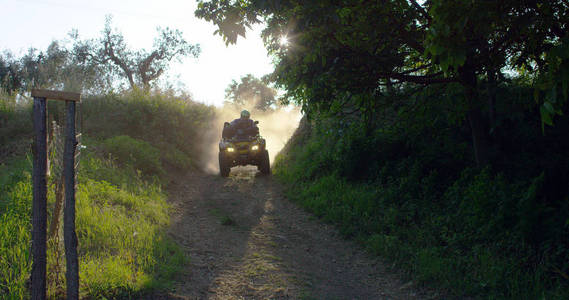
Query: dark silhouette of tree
0 41 103 94
1 16 201 95
225 74 277 111
0 52 23 93
196 0 569 166
81 16 201 91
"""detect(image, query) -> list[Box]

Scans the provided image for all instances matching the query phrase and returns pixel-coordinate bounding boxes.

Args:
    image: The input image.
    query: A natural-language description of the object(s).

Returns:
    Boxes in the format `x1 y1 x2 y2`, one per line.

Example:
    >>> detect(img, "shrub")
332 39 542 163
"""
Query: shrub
0 144 186 298
0 94 32 162
0 157 32 299
82 89 214 170
274 100 569 298
102 135 164 178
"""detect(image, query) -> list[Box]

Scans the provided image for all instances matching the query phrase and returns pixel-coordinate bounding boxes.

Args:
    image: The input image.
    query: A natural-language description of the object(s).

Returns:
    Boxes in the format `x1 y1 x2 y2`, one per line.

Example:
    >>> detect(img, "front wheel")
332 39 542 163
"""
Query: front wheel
219 152 230 177
259 150 271 175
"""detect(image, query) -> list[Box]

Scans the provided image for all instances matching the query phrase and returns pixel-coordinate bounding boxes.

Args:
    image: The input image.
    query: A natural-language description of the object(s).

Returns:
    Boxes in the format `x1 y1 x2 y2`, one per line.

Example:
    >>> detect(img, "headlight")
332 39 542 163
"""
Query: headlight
251 145 259 151
227 147 235 152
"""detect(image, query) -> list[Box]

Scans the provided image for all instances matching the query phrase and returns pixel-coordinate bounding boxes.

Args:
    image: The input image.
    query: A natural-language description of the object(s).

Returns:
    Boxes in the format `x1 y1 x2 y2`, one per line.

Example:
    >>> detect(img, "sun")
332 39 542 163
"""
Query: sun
279 35 289 46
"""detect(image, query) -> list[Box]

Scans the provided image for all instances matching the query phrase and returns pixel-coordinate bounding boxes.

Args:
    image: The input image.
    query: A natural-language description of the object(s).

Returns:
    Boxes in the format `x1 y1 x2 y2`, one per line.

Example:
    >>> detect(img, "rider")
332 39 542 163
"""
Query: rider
224 110 259 138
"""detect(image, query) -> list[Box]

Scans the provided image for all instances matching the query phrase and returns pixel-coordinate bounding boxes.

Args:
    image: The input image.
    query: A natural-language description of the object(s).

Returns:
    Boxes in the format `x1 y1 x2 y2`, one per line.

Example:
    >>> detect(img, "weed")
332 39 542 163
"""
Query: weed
274 110 569 299
220 215 236 226
102 135 164 178
209 208 236 226
0 143 186 298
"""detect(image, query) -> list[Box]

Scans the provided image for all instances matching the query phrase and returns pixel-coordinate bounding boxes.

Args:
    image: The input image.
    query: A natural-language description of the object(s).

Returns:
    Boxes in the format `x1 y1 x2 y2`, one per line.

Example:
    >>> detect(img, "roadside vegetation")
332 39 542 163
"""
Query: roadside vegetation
2 1 568 298
0 90 213 298
197 1 569 298
1 14 213 297
274 82 569 298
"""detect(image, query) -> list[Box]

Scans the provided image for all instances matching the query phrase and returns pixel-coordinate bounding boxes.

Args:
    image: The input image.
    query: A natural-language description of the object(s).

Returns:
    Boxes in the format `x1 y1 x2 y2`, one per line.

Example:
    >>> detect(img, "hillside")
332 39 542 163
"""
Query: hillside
2 1 569 298
0 90 212 298
273 86 569 298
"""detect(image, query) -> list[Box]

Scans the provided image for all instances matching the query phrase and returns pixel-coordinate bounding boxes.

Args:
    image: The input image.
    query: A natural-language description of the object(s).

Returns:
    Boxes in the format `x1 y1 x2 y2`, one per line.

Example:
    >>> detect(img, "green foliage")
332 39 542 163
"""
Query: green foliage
208 208 236 226
0 88 212 297
0 157 32 299
535 37 569 130
225 73 278 111
75 152 187 297
77 16 201 91
0 17 200 94
0 93 32 161
0 148 187 298
274 87 569 298
82 89 213 171
197 0 569 165
1 40 106 94
162 147 193 170
102 135 164 178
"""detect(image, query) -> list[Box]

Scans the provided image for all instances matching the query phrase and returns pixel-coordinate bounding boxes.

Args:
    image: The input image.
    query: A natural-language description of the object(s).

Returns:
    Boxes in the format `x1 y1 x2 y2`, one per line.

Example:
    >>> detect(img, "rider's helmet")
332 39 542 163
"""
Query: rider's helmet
240 110 250 119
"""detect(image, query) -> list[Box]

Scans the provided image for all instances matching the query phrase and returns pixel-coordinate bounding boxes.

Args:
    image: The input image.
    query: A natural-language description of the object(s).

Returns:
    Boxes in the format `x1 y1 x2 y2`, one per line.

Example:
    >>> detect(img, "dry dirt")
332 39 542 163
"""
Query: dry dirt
163 166 434 300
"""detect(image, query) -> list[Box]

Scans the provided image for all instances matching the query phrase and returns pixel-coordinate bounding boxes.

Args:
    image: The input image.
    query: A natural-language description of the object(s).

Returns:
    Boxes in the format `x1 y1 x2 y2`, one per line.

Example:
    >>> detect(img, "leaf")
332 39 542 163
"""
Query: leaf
550 86 557 103
543 102 555 114
440 60 449 72
430 44 442 56
455 53 466 67
337 7 351 19
562 69 569 100
540 106 553 126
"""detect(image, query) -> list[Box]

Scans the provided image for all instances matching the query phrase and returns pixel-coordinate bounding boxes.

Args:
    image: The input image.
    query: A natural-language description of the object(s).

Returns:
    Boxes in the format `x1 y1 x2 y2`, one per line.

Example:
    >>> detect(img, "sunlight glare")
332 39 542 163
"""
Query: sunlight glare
279 35 289 46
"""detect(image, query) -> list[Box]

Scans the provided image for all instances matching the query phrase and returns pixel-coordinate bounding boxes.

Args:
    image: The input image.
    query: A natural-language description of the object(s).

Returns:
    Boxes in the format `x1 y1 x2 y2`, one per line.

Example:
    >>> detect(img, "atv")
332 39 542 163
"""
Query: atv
218 121 270 177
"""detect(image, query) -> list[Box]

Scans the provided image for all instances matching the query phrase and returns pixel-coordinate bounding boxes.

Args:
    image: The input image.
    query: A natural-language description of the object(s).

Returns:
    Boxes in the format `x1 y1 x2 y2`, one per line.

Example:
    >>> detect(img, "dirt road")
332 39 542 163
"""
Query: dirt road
165 167 430 299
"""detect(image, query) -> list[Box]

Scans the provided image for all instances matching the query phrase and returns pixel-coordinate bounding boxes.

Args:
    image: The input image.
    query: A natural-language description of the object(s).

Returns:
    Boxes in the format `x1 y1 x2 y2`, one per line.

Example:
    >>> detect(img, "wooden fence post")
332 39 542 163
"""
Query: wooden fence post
31 89 81 300
63 100 79 299
32 95 48 300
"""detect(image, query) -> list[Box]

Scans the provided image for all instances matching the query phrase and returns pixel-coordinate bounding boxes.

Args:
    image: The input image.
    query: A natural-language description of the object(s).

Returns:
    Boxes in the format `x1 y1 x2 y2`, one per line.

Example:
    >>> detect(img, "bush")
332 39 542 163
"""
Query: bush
102 135 164 178
274 91 569 298
0 149 187 298
0 93 32 162
82 89 214 171
1 89 218 298
0 157 32 299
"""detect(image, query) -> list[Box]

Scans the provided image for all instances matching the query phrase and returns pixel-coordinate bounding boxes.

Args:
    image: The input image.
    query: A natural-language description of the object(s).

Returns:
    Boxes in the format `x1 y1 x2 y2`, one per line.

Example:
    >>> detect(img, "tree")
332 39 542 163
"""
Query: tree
78 16 201 91
1 36 113 95
1 16 202 94
0 51 23 94
225 74 277 111
196 0 569 166
424 0 568 162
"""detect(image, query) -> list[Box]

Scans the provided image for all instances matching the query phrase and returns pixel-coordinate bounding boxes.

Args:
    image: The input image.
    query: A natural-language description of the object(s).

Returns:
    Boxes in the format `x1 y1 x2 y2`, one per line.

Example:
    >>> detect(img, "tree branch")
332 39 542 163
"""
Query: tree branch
409 0 431 23
383 71 457 85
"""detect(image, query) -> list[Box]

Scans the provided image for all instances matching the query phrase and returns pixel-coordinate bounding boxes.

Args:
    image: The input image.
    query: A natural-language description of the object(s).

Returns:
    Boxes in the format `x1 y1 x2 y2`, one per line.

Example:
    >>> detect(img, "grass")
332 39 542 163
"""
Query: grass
0 149 187 298
81 89 213 171
209 208 236 226
273 117 569 299
0 157 32 299
276 162 568 298
0 90 215 298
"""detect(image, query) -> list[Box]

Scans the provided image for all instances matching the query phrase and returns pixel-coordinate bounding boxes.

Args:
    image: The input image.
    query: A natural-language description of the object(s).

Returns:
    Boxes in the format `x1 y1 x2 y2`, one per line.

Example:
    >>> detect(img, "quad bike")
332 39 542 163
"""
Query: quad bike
218 121 270 177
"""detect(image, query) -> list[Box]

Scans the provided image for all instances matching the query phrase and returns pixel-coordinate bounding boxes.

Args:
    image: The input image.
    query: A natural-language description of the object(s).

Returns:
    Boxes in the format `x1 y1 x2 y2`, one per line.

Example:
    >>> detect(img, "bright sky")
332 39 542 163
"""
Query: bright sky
0 0 274 106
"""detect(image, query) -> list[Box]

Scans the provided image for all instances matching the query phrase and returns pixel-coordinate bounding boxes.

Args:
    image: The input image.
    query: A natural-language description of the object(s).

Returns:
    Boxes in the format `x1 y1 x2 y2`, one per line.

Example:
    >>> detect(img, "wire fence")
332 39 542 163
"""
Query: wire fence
46 117 81 295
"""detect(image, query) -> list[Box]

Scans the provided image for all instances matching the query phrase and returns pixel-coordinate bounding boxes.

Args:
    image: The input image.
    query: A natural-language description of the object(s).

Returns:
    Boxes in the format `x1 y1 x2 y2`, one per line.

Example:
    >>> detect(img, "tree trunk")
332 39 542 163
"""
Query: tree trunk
142 79 151 92
461 65 490 166
467 106 490 166
126 72 135 89
487 69 497 133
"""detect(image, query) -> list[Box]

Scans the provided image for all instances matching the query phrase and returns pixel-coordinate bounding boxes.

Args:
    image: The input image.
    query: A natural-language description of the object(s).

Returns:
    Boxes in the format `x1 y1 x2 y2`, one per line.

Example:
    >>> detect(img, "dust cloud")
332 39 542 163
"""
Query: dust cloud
199 104 302 174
